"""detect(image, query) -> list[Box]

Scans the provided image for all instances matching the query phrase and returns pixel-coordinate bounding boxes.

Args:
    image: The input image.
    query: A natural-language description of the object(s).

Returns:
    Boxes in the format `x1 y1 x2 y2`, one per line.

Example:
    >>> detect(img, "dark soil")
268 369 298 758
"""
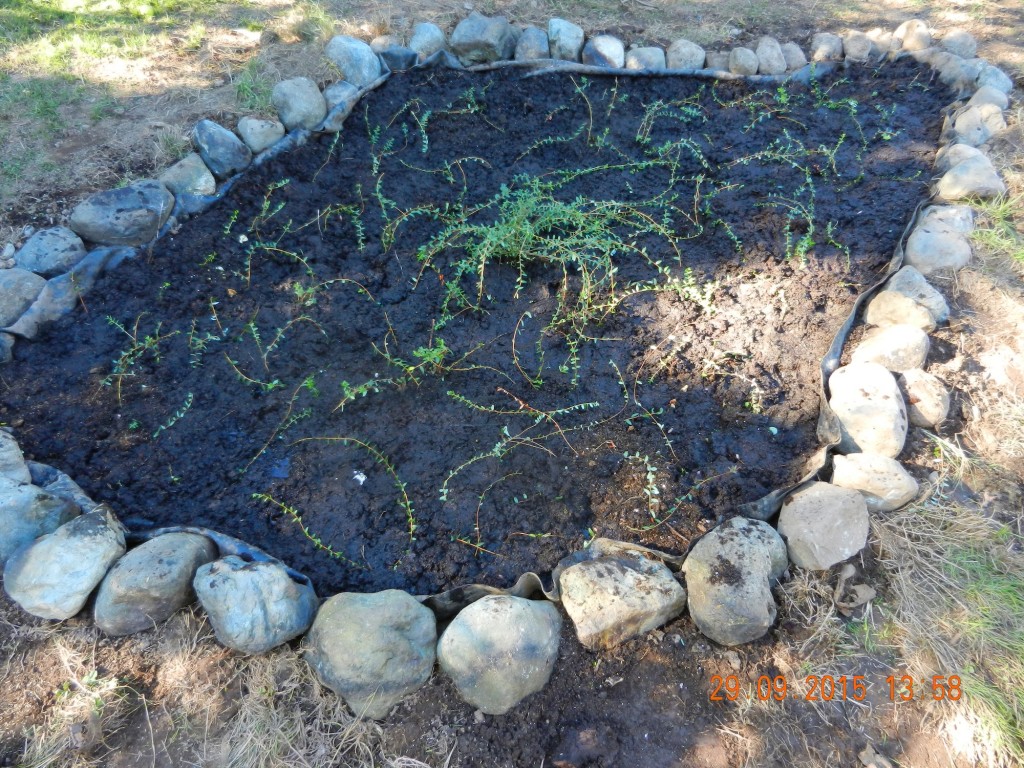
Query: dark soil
2 61 949 601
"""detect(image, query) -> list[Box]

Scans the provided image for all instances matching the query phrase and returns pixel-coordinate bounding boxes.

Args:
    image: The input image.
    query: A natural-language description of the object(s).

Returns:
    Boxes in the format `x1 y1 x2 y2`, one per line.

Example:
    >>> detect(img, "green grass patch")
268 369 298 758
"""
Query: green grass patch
971 194 1024 264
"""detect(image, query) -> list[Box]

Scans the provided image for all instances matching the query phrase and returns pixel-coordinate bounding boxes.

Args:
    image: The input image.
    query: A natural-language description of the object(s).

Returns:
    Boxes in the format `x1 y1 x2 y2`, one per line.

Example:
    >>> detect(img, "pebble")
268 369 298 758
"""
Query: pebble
934 143 984 175
831 453 919 512
0 430 31 485
777 482 869 570
976 64 1013 94
951 104 1006 147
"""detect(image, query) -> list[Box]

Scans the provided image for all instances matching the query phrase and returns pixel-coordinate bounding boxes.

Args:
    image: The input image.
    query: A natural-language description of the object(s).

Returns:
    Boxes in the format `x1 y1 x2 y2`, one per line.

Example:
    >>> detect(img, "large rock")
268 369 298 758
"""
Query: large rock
831 453 919 512
325 35 382 87
828 362 908 457
271 77 327 130
935 155 1007 201
683 517 787 646
810 32 843 61
408 22 447 61
548 18 583 61
667 39 705 70
321 81 361 132
450 12 517 65
850 324 930 372
625 47 667 71
780 42 807 70
704 51 730 71
934 143 984 175
941 29 977 59
4 507 125 619
899 368 951 428
728 47 758 75
193 121 252 180
0 269 45 326
14 227 86 277
193 556 318 654
0 333 11 364
237 116 285 154
976 64 1013 94
968 85 1010 111
777 482 869 570
755 37 786 75
0 431 31 484
904 219 973 275
864 291 938 332
582 35 624 68
951 104 1006 147
304 590 436 719
842 31 873 63
559 549 686 650
158 153 216 196
27 461 95 512
0 481 79 566
94 532 217 636
67 179 174 246
514 26 549 61
438 595 561 715
920 204 975 234
894 19 931 52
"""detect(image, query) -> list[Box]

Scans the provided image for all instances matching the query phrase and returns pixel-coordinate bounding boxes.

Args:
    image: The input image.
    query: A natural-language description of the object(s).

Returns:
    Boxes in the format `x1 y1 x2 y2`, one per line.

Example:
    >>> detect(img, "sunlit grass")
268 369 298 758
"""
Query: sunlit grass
972 194 1024 265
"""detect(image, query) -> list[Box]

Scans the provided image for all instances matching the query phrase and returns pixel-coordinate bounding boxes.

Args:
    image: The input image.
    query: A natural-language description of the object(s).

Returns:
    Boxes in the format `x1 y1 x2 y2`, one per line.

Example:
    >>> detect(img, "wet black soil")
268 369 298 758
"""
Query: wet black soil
3 61 949 604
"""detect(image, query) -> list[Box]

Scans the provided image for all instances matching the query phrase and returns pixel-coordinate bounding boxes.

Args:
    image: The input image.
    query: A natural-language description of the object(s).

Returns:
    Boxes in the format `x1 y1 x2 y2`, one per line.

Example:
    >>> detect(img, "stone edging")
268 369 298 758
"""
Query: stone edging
0 15 1013 719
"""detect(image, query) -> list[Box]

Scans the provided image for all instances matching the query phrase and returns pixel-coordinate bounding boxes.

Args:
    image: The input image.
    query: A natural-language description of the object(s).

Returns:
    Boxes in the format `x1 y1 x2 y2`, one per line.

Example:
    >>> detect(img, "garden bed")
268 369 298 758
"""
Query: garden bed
1 59 948 606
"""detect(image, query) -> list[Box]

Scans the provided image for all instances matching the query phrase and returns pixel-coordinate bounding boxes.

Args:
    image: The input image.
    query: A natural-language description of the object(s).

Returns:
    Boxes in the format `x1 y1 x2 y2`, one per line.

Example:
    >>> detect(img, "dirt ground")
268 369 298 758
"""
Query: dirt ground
0 1 1023 767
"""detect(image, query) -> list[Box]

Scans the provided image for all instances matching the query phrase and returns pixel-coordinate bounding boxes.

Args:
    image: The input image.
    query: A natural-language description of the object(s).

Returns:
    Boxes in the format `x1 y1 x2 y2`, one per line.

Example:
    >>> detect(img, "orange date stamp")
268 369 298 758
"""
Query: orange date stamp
709 673 962 703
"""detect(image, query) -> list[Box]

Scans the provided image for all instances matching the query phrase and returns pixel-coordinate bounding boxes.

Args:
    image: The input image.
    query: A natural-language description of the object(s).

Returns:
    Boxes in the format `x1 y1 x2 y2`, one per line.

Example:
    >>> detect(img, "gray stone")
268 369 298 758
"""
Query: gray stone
728 47 758 75
968 85 1010 111
94 532 217 636
193 121 251 180
810 32 844 62
894 19 931 52
884 265 951 324
304 590 436 719
936 155 1007 201
582 35 625 68
27 461 96 512
325 35 382 87
780 42 807 71
560 550 686 650
378 45 418 71
842 31 873 63
832 453 919 512
865 28 894 57
158 153 216 197
14 227 87 277
548 18 583 61
370 34 401 52
626 47 667 71
237 116 285 154
0 431 31 485
934 142 984 174
899 368 951 428
514 26 549 61
272 77 327 131
194 556 318 654
4 507 125 620
321 81 361 132
68 180 174 246
851 324 930 372
921 204 975 235
666 38 705 70
976 64 1013 94
904 223 973 275
0 268 45 326
0 481 79 566
438 595 561 715
682 517 787 647
778 482 869 570
829 362 908 457
755 36 786 75
408 22 447 61
704 51 731 71
451 12 517 65
0 333 11 364
864 291 937 332
952 104 1006 147
4 248 113 339
941 29 977 59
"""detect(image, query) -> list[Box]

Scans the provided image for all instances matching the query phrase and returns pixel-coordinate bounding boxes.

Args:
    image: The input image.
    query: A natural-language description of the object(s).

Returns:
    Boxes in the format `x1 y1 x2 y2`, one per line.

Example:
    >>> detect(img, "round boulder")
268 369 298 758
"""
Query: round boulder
158 153 216 196
237 116 285 154
515 26 550 61
667 39 705 70
94 532 217 636
899 368 950 428
728 47 758 75
194 556 318 654
548 18 583 61
14 227 87 277
193 121 252 180
438 595 561 715
832 453 919 512
777 482 869 570
850 324 930 372
304 590 436 719
450 12 518 65
271 77 327 131
325 35 382 86
409 22 447 61
67 180 174 246
828 362 907 457
582 35 625 68
683 517 787 646
0 481 80 566
0 268 46 327
625 47 667 71
4 507 126 620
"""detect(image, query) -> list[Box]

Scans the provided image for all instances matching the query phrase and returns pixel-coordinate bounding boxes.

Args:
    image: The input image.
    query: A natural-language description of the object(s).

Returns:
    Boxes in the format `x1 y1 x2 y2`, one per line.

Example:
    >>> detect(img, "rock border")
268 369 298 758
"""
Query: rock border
0 16 1013 718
